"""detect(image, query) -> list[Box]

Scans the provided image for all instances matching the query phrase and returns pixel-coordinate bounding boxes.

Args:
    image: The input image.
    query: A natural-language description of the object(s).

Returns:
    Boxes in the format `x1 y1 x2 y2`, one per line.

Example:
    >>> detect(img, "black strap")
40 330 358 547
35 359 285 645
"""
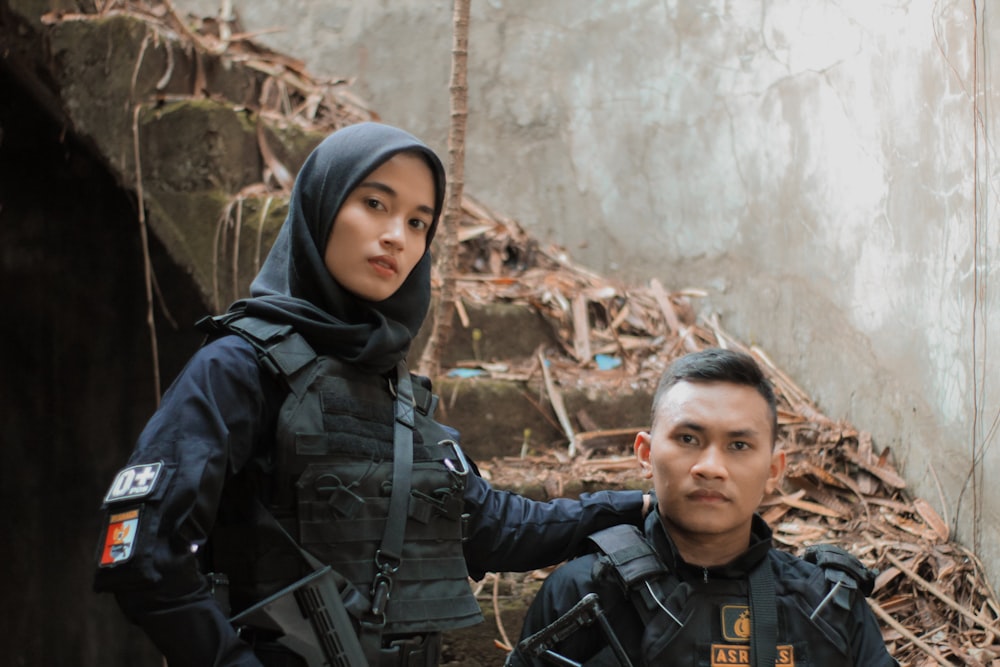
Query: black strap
359 361 416 664
804 544 874 596
588 523 690 636
748 559 777 667
372 362 415 609
588 524 667 589
198 313 319 397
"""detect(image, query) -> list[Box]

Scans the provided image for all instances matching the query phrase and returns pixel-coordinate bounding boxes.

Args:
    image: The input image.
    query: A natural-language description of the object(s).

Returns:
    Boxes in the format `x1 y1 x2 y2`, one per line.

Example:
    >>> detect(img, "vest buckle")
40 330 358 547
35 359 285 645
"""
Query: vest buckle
371 550 401 617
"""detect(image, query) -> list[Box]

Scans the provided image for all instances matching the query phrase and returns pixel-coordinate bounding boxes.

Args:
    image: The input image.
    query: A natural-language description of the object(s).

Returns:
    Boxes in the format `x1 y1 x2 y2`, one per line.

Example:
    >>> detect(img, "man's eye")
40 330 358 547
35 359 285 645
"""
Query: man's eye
679 434 697 445
731 441 750 451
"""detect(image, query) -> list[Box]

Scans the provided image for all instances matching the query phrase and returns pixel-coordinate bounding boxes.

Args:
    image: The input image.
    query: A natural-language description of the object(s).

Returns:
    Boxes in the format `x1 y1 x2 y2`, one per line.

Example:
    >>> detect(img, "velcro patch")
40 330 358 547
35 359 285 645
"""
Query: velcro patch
103 462 163 504
721 604 751 642
99 508 140 567
710 644 795 667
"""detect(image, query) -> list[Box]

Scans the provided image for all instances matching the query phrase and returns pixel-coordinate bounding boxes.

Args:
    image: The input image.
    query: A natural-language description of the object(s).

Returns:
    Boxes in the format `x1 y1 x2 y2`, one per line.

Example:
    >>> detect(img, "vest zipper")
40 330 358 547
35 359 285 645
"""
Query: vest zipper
703 567 708 583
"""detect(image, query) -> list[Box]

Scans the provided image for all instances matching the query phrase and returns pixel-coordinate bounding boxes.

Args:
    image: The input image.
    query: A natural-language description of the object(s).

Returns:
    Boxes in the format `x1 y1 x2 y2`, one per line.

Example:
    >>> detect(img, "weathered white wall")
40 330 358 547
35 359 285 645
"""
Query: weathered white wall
178 0 1000 582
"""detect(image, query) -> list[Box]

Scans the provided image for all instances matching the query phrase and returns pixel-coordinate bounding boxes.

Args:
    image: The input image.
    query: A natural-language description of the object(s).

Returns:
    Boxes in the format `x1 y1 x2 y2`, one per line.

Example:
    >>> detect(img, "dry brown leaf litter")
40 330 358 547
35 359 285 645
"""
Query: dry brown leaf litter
45 4 1000 664
450 210 1000 667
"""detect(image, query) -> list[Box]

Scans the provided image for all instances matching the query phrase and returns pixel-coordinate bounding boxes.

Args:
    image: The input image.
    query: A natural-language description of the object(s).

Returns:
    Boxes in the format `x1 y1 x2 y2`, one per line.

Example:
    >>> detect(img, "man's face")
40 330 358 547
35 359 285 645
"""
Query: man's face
635 380 784 556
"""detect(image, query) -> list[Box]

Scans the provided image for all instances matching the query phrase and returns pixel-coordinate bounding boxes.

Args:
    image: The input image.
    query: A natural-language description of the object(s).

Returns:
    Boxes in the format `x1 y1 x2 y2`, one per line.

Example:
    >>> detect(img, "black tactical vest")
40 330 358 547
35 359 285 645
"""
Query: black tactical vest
202 314 484 636
586 524 874 667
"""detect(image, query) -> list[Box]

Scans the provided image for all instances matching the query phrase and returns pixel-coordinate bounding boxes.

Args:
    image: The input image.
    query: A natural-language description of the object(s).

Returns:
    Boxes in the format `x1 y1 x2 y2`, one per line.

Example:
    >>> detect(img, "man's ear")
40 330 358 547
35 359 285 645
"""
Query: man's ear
634 431 653 479
766 449 786 494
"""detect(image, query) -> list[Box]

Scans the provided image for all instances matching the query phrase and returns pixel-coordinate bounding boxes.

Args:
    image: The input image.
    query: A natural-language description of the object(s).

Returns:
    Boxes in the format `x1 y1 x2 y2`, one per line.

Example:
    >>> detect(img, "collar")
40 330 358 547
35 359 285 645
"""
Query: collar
645 509 773 581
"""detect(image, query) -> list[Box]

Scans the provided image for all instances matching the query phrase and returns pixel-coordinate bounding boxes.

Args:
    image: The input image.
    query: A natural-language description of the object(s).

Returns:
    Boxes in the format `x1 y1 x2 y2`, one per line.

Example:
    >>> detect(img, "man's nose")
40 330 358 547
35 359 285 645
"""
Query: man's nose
691 445 727 479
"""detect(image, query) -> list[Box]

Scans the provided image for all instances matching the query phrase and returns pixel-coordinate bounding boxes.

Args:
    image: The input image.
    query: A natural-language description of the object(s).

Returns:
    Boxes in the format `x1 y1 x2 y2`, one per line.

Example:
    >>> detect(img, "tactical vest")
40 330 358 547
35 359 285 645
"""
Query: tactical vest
585 524 875 667
200 314 484 637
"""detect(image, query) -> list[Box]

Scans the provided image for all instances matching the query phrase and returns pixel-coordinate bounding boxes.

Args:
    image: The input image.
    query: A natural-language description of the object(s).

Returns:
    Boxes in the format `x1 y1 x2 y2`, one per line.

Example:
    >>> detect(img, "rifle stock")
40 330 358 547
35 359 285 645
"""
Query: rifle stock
515 593 634 667
230 566 367 667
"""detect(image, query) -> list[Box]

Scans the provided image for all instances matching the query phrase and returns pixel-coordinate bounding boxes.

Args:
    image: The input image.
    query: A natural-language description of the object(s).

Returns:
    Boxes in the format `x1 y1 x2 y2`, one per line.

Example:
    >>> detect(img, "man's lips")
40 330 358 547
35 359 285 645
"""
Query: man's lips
687 489 728 502
369 256 398 276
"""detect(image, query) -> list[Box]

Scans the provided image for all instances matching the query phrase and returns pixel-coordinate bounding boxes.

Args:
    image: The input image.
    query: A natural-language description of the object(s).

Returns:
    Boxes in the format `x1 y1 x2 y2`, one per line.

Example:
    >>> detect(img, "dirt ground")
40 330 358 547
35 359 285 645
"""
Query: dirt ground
441 573 543 666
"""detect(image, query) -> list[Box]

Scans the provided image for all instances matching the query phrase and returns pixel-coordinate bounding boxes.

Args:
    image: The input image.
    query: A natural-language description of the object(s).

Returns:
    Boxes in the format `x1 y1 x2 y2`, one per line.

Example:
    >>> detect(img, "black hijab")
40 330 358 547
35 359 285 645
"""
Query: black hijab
233 122 446 374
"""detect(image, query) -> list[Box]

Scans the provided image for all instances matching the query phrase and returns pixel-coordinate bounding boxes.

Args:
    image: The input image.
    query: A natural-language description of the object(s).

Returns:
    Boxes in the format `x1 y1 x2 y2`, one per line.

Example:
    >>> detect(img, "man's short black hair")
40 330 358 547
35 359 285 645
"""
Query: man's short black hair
651 348 779 443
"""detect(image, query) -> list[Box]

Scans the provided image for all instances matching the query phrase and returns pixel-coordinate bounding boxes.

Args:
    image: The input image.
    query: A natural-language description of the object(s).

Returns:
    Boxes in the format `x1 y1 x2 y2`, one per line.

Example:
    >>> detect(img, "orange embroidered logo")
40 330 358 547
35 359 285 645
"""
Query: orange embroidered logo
710 644 795 667
722 605 752 641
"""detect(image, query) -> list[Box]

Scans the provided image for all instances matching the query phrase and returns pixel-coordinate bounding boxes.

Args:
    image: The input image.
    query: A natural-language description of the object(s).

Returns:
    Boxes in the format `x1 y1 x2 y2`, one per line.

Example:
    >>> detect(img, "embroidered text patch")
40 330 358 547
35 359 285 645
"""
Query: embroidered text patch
103 462 163 504
710 644 795 667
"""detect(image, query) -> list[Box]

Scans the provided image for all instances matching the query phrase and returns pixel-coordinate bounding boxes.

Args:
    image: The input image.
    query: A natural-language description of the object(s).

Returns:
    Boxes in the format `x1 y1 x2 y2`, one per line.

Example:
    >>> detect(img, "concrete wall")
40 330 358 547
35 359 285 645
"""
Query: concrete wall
176 0 1000 583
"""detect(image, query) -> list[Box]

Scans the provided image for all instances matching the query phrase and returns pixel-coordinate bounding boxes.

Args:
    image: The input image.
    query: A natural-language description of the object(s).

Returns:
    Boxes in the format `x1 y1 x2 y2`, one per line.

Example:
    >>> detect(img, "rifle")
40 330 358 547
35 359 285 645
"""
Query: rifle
514 593 634 667
230 566 367 667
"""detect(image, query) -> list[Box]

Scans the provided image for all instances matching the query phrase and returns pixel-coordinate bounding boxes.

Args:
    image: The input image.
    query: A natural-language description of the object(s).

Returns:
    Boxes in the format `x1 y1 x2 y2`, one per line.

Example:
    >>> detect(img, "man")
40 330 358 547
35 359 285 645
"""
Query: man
507 348 897 667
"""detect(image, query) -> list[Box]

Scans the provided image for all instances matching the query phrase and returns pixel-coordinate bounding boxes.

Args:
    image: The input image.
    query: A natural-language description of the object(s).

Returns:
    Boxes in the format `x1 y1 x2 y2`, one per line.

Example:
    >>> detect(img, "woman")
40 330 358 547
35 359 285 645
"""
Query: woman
94 122 646 667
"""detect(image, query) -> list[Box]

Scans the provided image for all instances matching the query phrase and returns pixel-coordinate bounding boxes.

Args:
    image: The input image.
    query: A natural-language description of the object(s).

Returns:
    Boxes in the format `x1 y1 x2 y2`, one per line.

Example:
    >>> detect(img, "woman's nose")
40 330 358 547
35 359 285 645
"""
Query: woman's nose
380 218 406 248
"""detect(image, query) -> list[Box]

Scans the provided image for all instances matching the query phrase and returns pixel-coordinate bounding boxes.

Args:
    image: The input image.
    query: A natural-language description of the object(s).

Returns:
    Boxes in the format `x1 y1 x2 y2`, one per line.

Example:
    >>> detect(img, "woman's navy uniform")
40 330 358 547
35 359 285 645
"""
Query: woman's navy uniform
93 122 645 667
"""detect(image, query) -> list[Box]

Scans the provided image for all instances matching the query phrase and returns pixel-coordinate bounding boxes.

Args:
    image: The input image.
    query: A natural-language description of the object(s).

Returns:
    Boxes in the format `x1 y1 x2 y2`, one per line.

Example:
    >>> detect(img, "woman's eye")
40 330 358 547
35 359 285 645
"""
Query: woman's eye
409 218 430 231
366 198 384 210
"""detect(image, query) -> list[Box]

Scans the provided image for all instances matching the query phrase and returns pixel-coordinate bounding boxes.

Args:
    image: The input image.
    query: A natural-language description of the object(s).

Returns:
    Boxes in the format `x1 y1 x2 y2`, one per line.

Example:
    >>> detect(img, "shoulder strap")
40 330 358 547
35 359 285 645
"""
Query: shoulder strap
197 313 439 418
803 543 876 596
197 313 319 397
355 360 415 664
803 543 875 625
748 558 777 667
588 524 666 588
588 524 680 628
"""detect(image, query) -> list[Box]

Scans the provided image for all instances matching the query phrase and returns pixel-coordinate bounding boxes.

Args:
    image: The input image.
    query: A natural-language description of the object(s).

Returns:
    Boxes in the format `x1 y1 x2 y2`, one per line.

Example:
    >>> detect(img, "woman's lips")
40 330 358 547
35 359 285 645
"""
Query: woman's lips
369 256 398 277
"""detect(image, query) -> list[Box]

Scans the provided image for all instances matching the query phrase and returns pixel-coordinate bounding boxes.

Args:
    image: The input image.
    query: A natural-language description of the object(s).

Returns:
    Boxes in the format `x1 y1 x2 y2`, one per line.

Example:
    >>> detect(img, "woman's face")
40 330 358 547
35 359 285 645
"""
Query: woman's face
323 152 436 302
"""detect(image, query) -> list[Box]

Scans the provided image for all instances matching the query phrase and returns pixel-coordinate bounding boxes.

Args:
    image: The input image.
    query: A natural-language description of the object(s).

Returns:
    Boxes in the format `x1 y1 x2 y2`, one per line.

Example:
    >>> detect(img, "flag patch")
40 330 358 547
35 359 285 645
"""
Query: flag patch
104 462 163 504
99 508 140 567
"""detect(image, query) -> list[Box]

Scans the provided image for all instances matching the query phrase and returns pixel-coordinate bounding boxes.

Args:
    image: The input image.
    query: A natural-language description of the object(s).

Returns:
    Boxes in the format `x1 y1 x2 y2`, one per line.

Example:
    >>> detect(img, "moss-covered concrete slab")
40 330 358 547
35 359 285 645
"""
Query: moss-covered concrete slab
4 5 329 304
411 300 560 368
433 375 652 462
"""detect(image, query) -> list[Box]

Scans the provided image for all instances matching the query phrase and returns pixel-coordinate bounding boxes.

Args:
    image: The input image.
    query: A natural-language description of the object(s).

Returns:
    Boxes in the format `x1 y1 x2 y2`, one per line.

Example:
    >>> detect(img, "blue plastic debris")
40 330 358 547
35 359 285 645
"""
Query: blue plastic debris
594 354 622 371
447 368 487 378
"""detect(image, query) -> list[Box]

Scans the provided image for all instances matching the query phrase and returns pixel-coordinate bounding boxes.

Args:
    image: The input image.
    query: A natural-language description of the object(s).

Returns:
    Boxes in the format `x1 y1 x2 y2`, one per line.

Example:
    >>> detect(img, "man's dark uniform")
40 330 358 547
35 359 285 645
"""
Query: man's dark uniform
508 509 898 667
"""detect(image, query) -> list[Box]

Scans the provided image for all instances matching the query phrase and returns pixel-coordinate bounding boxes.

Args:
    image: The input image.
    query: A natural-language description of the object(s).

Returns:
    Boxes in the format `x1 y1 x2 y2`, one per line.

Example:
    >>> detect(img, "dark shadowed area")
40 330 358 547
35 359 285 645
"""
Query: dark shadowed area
0 66 206 666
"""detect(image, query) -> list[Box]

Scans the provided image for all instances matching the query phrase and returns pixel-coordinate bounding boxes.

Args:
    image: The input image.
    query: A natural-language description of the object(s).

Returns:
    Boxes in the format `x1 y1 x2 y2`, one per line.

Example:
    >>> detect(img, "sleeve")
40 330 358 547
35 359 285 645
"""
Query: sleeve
461 471 644 579
93 337 280 667
852 598 901 667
